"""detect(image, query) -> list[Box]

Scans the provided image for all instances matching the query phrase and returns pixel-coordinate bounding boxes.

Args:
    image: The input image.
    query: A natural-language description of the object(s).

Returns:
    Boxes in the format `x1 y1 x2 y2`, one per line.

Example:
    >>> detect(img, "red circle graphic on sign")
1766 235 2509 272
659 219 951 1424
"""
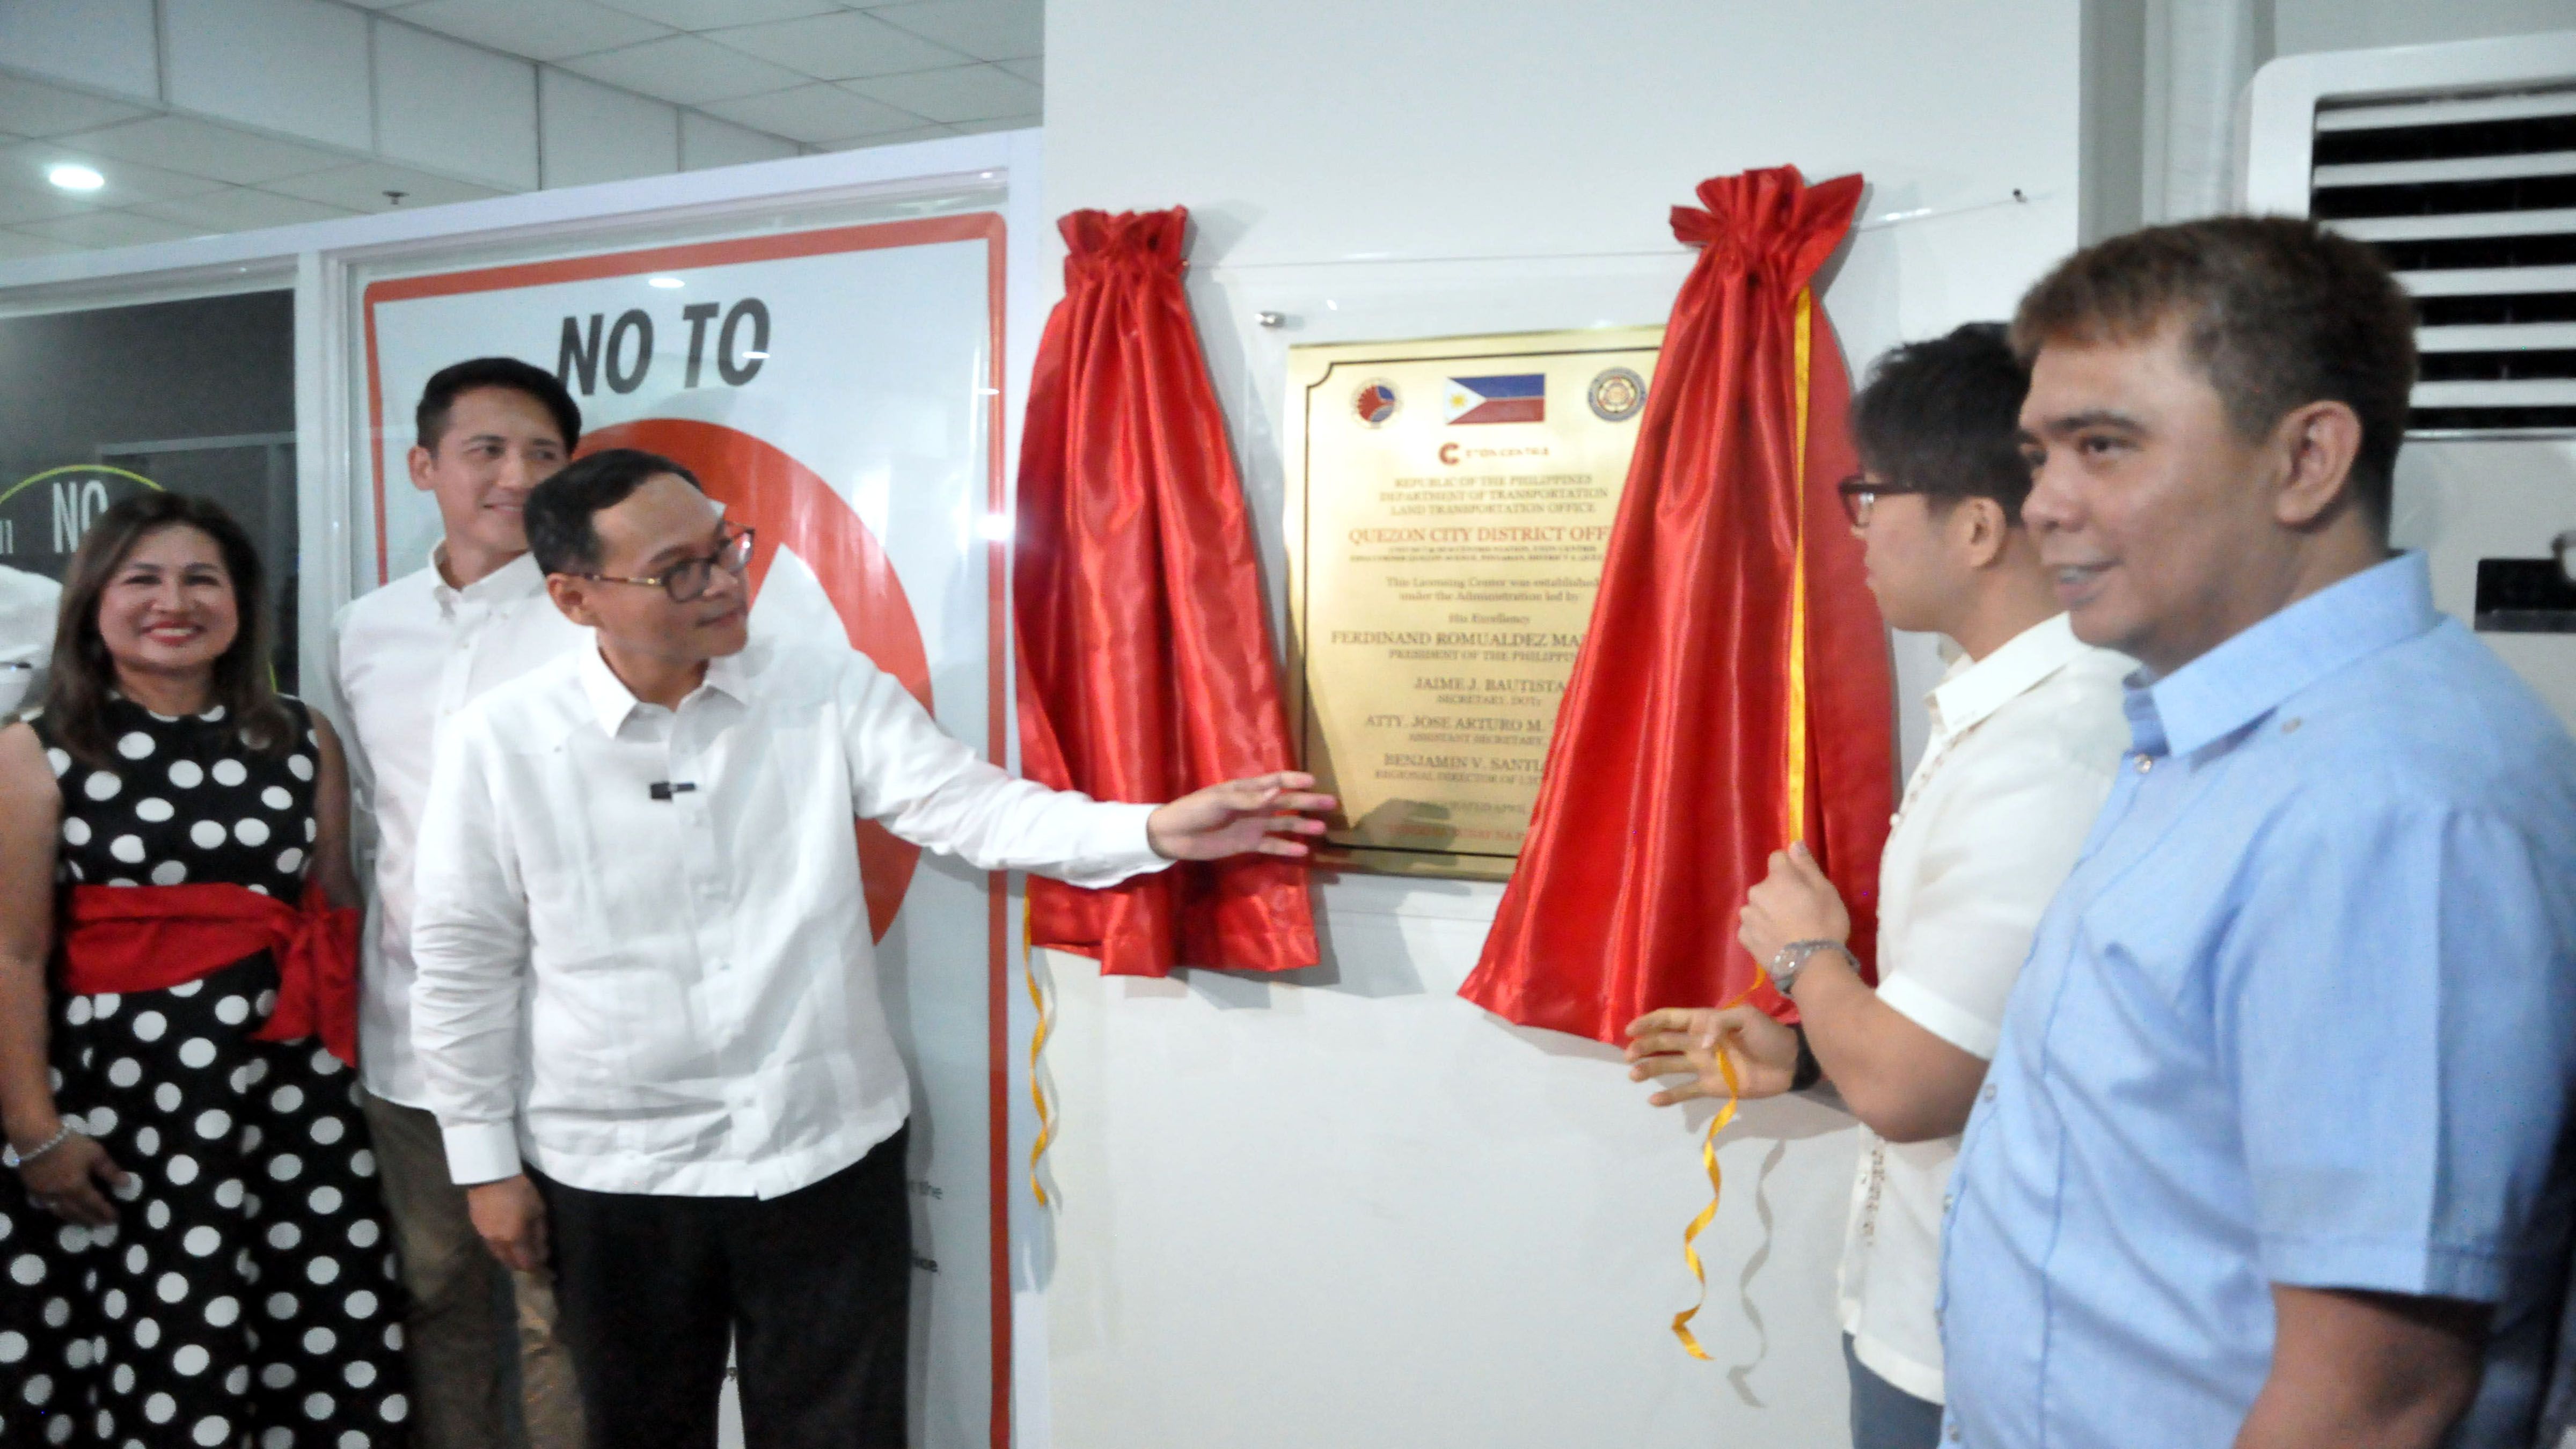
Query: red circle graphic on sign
582 417 930 942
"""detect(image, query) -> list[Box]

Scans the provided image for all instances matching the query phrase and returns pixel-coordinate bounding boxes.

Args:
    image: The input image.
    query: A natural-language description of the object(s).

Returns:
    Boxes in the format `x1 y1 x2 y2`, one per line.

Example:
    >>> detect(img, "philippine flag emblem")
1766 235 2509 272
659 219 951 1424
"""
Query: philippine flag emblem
1442 374 1546 425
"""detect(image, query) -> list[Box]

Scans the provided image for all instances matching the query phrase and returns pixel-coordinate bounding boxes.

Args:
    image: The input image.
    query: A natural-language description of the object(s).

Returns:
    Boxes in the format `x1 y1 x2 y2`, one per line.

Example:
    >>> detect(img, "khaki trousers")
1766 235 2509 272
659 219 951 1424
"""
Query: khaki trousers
361 1093 586 1449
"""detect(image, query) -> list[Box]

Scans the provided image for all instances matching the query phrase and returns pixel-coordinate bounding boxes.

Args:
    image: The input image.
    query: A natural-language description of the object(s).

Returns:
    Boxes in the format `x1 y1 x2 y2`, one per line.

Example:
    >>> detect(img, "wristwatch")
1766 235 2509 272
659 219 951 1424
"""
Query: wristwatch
1768 938 1854 997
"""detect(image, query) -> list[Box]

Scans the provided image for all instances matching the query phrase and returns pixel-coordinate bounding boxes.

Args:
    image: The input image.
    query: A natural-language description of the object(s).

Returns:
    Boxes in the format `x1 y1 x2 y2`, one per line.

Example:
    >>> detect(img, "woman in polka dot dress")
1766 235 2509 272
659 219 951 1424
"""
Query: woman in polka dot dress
0 493 408 1448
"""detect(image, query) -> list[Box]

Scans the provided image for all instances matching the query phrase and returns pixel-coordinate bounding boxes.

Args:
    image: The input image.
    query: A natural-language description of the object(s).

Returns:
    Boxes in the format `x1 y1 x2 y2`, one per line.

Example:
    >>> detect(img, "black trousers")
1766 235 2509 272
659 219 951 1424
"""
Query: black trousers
537 1126 911 1449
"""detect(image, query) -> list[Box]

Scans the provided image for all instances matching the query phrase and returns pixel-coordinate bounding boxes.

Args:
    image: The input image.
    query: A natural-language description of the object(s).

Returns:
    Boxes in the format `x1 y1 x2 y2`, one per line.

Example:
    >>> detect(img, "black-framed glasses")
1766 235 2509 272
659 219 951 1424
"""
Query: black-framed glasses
583 525 755 603
1836 473 1928 529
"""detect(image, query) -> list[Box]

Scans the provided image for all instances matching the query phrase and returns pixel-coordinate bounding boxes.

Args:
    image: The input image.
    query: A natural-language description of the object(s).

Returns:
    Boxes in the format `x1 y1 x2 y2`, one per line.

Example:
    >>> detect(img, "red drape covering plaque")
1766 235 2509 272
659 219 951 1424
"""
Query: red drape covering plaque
1014 207 1319 977
1458 166 1894 1044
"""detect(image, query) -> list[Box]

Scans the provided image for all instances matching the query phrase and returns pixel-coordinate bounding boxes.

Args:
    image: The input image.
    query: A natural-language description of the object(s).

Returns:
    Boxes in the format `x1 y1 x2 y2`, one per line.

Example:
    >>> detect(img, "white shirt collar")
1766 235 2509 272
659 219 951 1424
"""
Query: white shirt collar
429 545 550 609
1927 612 2090 742
575 641 758 735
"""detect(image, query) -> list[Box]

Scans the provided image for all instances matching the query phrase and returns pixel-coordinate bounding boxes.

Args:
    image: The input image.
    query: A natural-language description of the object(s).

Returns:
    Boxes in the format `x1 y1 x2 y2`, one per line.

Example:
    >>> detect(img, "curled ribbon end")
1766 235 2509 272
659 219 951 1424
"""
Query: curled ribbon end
1670 970 1766 1358
1026 940 1058 1211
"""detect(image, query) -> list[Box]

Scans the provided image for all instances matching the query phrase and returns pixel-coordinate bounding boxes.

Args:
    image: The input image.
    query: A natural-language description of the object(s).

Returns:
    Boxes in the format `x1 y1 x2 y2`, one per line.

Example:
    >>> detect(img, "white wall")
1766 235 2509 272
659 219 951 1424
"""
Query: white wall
1028 5 2084 1447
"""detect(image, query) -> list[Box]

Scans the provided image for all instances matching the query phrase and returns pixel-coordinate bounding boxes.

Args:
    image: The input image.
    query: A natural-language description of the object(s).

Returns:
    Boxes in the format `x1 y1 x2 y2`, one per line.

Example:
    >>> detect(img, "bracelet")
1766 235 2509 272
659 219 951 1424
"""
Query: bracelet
3 1122 79 1170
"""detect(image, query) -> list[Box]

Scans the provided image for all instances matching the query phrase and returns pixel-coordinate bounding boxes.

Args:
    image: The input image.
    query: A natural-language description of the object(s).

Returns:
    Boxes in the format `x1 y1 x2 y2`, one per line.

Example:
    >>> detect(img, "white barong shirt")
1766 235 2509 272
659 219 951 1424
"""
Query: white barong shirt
410 637 1168 1198
1836 612 2128 1402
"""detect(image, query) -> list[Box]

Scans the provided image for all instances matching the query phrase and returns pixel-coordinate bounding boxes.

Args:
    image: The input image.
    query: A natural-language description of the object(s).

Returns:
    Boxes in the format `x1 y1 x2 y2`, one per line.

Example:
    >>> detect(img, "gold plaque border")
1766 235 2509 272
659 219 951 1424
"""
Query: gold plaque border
1283 326 1665 882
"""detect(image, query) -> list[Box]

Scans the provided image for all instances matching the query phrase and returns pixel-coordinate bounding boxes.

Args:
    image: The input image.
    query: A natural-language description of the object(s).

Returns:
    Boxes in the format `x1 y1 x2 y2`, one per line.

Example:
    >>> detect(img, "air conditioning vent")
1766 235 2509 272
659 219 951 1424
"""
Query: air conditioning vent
2310 86 2576 436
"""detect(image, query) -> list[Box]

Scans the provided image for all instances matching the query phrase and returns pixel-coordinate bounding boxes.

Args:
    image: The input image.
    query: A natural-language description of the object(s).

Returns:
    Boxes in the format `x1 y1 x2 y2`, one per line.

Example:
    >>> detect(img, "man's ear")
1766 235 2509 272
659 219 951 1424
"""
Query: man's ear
1952 495 2012 570
544 573 598 628
2271 400 2365 530
406 444 436 495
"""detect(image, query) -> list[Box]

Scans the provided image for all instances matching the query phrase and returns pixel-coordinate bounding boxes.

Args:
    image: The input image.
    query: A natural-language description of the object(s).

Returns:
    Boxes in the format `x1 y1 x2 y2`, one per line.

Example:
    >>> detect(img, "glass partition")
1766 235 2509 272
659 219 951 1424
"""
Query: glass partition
0 288 298 685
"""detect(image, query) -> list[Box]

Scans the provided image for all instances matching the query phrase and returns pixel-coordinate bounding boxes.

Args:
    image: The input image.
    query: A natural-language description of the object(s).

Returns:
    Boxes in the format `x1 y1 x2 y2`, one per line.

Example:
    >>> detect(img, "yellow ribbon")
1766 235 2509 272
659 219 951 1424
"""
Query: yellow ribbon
1784 286 1813 844
1667 968 1771 1359
1672 287 1817 1360
1024 926 1058 1209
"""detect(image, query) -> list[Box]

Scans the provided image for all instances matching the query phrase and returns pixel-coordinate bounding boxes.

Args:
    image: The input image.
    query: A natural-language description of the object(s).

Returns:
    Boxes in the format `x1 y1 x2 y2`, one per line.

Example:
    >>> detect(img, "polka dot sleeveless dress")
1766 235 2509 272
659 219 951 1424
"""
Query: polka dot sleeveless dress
1 698 409 1449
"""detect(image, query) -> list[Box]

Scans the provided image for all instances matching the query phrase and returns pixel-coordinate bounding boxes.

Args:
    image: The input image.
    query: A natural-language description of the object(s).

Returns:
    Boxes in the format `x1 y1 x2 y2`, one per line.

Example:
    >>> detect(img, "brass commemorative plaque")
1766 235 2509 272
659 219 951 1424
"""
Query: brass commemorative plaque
1284 327 1662 879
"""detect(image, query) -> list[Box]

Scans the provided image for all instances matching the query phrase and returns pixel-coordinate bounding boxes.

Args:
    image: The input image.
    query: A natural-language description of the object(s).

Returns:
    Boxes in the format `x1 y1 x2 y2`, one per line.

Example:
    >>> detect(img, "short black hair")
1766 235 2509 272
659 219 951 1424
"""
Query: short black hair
2012 216 2415 532
525 448 704 575
1851 323 2035 523
415 356 582 454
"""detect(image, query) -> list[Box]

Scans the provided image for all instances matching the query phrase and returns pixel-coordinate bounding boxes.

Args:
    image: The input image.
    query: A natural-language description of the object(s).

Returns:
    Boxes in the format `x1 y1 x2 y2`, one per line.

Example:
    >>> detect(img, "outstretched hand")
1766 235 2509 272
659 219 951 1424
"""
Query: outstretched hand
1625 1004 1802 1106
1146 771 1338 861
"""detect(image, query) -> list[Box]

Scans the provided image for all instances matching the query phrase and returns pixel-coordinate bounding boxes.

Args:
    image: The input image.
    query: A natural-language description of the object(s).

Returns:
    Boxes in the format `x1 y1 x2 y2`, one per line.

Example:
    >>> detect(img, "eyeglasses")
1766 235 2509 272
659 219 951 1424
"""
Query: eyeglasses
582 525 755 603
1836 473 1928 529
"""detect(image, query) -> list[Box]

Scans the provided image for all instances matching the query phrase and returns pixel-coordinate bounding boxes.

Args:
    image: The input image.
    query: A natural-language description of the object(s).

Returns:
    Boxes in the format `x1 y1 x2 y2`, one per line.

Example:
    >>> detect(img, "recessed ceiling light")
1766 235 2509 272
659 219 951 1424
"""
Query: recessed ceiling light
47 164 104 192
648 275 684 289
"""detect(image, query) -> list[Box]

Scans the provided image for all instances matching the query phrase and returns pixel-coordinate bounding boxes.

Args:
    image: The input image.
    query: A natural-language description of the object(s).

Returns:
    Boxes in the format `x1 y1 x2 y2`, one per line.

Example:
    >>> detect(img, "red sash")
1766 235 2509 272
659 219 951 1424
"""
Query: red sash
60 882 360 1066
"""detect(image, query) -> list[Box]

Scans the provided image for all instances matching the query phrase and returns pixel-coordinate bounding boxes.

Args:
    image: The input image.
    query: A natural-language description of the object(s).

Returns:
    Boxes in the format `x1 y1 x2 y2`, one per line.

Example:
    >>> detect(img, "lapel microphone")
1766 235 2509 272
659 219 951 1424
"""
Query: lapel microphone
649 781 699 801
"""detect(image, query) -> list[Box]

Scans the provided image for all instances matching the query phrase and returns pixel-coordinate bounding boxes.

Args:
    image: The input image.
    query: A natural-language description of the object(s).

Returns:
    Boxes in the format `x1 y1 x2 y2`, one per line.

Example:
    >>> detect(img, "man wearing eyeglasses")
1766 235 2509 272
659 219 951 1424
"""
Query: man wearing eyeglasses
407 448 1336 1448
1626 324 2129 1449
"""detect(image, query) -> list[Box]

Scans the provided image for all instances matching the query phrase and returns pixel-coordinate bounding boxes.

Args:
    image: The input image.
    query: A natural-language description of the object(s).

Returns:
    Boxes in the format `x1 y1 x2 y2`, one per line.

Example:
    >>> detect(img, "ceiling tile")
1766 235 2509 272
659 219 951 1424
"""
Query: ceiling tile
591 0 841 27
392 0 671 62
558 35 811 105
706 11 971 80
698 83 924 143
59 115 356 186
0 75 155 139
374 19 541 190
813 124 957 150
13 210 204 249
130 186 361 233
0 1 159 103
0 228 82 259
264 160 511 211
947 113 1036 136
680 111 800 171
843 64 1038 123
0 177 97 225
868 0 1040 62
0 141 231 204
996 56 1040 85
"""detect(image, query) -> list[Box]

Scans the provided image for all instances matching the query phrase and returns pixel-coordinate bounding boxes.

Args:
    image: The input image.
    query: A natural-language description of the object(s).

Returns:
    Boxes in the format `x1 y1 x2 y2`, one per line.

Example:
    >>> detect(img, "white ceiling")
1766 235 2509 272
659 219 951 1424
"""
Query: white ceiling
374 0 1041 142
0 0 1039 257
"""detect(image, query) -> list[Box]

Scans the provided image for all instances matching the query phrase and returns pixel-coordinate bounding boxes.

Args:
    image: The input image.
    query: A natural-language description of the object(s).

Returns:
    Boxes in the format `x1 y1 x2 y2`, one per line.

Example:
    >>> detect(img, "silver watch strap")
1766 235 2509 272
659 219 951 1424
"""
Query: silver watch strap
1769 938 1850 995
